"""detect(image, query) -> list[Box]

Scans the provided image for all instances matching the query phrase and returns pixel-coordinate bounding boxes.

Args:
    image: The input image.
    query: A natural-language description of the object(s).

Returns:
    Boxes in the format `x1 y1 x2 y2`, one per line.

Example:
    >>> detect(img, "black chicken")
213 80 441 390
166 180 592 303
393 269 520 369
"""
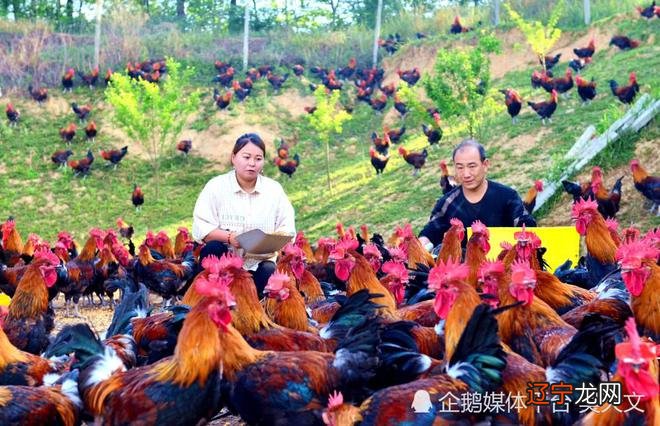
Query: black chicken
609 36 640 50
132 184 144 212
100 146 128 169
528 89 558 125
68 150 94 177
573 38 595 59
610 72 639 104
575 76 597 104
369 147 388 175
51 149 74 168
499 88 522 124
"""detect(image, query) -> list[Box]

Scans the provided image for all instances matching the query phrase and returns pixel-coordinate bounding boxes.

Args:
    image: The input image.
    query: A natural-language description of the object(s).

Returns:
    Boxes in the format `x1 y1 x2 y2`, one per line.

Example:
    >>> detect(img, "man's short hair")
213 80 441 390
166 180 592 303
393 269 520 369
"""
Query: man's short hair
452 138 487 162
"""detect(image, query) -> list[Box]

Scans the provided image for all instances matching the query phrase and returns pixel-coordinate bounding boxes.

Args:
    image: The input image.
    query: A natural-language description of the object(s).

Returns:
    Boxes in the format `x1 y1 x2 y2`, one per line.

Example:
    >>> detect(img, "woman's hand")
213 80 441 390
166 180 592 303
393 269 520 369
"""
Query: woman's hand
228 231 241 249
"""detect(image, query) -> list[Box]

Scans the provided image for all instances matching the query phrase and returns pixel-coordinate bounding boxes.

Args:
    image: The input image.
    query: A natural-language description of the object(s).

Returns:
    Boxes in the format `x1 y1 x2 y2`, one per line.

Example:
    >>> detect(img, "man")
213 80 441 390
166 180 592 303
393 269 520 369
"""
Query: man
419 139 536 251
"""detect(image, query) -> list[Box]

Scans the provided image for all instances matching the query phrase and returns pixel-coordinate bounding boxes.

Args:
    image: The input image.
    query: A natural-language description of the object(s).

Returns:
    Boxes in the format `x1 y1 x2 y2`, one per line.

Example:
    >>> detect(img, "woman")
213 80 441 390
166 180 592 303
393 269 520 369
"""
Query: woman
192 133 295 296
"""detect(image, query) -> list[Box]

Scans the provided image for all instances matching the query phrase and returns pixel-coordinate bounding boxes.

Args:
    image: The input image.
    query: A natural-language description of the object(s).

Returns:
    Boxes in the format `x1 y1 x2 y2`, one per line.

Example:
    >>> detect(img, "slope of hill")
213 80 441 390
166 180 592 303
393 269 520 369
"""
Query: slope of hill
0 11 657 244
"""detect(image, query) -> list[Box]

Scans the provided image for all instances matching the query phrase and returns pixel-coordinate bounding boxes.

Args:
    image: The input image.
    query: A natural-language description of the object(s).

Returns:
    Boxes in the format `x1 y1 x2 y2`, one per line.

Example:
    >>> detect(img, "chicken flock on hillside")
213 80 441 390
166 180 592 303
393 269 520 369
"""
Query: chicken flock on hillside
0 180 658 425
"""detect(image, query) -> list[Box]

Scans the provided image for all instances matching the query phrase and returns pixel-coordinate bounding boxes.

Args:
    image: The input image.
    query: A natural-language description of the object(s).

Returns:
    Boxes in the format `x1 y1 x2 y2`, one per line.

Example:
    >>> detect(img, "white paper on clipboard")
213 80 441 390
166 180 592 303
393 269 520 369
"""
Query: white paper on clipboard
236 229 293 255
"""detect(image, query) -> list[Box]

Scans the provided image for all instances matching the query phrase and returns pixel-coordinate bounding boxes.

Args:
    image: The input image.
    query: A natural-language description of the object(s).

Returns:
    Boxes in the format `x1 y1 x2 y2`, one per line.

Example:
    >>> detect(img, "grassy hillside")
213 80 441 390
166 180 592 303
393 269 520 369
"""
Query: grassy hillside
0 11 658 244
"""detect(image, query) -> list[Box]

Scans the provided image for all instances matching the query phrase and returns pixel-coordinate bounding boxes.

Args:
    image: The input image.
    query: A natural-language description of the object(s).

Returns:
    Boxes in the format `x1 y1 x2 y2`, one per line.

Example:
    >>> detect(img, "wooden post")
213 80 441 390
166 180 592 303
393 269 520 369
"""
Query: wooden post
372 0 383 68
583 0 591 25
492 0 500 26
243 3 249 71
94 0 103 69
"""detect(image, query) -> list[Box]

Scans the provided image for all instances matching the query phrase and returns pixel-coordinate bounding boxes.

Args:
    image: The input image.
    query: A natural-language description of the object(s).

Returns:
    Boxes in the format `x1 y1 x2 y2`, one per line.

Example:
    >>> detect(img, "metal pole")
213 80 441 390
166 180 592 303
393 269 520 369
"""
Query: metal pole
94 0 103 69
583 0 591 25
372 0 383 68
243 3 250 71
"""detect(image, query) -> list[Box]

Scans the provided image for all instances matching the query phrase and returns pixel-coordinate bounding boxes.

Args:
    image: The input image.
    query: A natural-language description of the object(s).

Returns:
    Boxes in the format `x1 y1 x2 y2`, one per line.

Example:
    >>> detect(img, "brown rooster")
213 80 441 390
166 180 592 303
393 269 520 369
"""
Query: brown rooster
5 103 19 126
176 139 192 156
369 147 388 175
274 153 300 178
71 102 92 121
27 85 47 103
439 160 457 194
609 35 641 50
68 149 94 177
100 146 128 170
212 88 232 109
450 15 471 33
500 88 522 124
77 66 99 88
422 112 442 146
59 123 77 143
573 37 596 58
398 146 428 177
2 249 59 354
528 89 558 125
397 67 420 86
84 121 97 142
630 158 660 214
610 71 639 104
132 184 144 212
61 68 74 92
575 75 597 104
522 179 544 215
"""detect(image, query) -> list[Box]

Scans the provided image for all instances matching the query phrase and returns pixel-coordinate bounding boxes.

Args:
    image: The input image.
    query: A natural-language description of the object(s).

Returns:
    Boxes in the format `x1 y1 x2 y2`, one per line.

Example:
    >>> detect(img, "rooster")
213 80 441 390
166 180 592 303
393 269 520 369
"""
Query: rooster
68 149 94 177
609 35 641 50
104 68 113 86
132 184 144 212
398 146 428 177
636 1 657 18
292 64 304 77
630 159 659 215
71 102 92 121
276 138 289 159
572 198 619 287
582 318 659 425
371 131 390 155
616 239 659 340
531 70 545 89
397 67 420 86
369 94 387 113
59 123 76 143
568 56 591 73
274 153 300 178
212 66 234 87
540 53 561 70
383 125 405 143
176 139 192 156
134 244 195 307
590 168 623 219
84 121 97 142
610 71 639 104
521 179 544 215
528 89 558 125
438 160 457 195
55 284 228 423
369 147 388 175
51 149 73 169
61 68 74 92
542 68 573 96
336 57 356 80
575 75 597 104
100 146 128 170
573 37 596 58
266 72 289 93
393 94 407 116
0 370 81 425
0 306 58 386
325 304 506 425
27 85 48 103
379 82 396 97
5 103 19 126
77 66 99 88
232 80 250 102
422 112 442 146
214 60 230 73
499 88 522 124
450 15 470 33
263 271 313 332
1 219 24 267
2 249 59 354
212 87 232 109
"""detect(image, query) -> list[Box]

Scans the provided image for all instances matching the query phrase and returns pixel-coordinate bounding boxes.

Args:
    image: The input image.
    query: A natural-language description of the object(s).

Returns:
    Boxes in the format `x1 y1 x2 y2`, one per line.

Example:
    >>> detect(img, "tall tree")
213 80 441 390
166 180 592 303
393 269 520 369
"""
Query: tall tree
176 0 185 17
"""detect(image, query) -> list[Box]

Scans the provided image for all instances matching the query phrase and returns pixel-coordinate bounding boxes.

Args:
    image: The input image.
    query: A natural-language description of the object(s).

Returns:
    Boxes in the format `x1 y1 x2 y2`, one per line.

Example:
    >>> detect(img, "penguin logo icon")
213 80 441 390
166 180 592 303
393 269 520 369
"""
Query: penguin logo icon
411 390 433 413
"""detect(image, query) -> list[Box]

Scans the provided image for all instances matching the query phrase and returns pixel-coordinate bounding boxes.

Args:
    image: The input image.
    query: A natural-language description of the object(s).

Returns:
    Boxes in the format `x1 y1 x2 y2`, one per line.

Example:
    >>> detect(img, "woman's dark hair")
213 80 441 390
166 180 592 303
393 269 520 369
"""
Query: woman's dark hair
452 138 487 162
233 133 266 155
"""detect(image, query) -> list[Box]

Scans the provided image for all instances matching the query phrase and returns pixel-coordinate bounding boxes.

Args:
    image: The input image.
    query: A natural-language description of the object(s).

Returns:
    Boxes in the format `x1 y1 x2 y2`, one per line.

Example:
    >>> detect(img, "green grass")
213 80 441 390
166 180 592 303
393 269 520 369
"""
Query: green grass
0 13 658 245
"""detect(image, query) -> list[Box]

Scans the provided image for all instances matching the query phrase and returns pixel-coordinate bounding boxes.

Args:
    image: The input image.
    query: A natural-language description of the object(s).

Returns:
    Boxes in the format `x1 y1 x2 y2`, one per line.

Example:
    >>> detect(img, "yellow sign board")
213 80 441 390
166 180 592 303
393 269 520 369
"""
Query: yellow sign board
467 226 581 273
0 293 10 307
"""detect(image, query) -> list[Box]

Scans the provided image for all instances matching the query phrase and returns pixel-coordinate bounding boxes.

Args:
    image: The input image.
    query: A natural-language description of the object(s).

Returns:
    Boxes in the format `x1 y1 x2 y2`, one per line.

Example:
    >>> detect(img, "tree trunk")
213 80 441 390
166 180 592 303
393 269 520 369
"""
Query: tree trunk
243 4 249 71
492 0 500 27
583 0 590 25
94 0 103 69
143 0 149 14
65 0 73 22
12 0 23 18
372 0 382 68
176 0 185 17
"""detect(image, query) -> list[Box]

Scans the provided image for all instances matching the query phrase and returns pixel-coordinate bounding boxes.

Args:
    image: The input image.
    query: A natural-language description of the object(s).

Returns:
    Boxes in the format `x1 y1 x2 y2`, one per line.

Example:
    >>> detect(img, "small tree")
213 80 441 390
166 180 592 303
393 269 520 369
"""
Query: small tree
105 58 200 198
307 86 351 192
503 0 564 71
424 34 501 139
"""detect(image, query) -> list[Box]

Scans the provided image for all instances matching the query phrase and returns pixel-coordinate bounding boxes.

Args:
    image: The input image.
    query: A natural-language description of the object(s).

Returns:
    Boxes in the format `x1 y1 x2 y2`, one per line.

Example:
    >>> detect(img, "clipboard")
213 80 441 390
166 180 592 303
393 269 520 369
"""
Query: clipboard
236 229 293 255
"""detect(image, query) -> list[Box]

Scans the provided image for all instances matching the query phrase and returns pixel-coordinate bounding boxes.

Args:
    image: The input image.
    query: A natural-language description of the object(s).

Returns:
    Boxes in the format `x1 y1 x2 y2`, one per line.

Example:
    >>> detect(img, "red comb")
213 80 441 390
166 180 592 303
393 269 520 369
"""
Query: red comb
470 220 489 237
217 252 244 271
33 247 60 265
510 260 536 284
571 197 599 219
327 391 344 410
449 218 463 229
478 260 504 277
381 261 409 283
428 258 469 289
362 243 382 259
